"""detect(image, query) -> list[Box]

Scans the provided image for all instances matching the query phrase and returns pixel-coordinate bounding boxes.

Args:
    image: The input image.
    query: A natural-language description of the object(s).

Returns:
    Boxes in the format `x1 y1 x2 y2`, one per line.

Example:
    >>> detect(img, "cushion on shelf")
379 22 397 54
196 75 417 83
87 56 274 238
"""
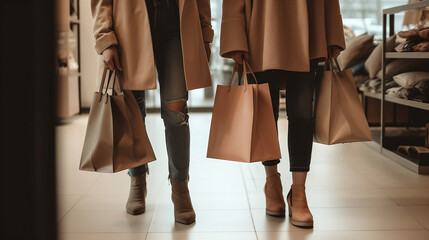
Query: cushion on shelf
344 25 356 48
365 35 396 79
376 59 429 80
337 33 375 70
393 71 429 88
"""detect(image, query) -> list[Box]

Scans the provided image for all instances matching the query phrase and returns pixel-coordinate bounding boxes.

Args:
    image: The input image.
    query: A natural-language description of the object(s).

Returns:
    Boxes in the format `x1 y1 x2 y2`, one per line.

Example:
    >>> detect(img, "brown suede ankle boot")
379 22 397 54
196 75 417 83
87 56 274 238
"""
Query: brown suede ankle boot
170 177 196 225
126 173 147 215
264 173 286 217
287 185 313 228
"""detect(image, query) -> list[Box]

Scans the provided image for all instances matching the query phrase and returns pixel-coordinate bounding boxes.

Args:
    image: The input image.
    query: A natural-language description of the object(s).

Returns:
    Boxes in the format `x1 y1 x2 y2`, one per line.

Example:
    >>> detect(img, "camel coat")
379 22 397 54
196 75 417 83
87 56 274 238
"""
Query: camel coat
91 0 214 90
220 0 346 73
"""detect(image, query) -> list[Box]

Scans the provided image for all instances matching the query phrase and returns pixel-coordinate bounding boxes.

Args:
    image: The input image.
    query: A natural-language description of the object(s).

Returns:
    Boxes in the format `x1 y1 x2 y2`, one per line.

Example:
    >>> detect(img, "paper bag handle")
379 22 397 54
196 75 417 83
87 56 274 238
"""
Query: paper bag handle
228 60 258 92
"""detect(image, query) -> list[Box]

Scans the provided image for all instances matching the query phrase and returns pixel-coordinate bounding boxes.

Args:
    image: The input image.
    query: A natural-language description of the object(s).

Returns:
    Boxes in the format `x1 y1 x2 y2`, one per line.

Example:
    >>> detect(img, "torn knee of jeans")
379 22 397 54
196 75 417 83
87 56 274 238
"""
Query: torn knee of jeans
170 109 189 126
163 101 189 126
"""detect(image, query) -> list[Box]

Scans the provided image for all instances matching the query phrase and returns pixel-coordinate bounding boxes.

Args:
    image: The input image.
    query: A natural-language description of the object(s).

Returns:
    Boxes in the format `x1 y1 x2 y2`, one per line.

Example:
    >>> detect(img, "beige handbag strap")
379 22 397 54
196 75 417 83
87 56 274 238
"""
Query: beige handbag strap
98 67 109 94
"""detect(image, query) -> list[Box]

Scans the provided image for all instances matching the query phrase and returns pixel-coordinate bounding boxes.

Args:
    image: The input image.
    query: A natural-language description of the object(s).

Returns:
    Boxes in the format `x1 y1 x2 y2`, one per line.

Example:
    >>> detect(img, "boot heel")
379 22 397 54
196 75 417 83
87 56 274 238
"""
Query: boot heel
264 173 286 218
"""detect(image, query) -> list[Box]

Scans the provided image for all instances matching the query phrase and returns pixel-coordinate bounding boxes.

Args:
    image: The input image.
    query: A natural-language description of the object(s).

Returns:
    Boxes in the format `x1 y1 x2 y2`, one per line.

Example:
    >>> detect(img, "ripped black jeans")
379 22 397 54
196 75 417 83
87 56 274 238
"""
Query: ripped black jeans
248 61 317 172
129 0 190 181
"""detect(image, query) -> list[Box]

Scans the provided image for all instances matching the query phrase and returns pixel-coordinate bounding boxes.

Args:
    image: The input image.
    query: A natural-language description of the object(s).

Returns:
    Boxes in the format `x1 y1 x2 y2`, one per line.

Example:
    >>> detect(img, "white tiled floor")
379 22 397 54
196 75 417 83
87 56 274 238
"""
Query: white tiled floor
56 113 429 240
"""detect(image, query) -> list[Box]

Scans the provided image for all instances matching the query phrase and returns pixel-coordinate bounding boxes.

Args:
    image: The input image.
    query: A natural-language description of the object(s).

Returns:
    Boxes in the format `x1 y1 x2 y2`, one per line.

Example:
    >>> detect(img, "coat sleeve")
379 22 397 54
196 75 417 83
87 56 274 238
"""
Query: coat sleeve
324 0 346 51
196 0 214 43
220 0 249 58
91 0 118 55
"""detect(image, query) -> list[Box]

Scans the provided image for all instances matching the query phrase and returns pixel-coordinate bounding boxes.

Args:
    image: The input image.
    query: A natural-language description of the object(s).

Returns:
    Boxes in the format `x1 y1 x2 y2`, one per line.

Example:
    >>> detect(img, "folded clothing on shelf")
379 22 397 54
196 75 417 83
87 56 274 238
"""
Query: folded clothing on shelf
359 79 399 94
413 41 429 52
396 87 421 100
386 86 402 96
415 79 429 96
396 27 429 52
354 74 370 88
359 79 380 93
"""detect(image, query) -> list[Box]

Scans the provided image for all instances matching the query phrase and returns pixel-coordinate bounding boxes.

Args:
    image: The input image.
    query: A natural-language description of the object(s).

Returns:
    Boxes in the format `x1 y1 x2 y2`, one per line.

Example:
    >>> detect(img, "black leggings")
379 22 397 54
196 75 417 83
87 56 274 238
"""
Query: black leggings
248 61 317 172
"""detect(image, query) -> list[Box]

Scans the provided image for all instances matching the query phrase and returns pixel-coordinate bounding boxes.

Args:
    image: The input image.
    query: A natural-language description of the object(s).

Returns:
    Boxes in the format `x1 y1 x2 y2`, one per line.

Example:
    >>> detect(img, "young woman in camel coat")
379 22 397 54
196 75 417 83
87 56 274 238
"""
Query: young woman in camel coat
221 0 346 228
92 0 213 225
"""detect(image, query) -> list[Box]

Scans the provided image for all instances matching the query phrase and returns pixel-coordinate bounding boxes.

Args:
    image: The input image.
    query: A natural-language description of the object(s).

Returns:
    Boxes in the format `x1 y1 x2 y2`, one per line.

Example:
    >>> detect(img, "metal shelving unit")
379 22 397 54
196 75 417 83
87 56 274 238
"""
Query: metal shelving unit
385 52 429 58
370 0 429 174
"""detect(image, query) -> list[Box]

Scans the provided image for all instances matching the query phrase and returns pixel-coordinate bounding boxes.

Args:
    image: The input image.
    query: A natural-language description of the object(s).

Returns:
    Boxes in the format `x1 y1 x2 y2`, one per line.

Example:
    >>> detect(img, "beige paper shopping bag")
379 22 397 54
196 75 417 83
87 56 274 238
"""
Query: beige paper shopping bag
207 61 281 162
80 68 156 173
314 58 372 145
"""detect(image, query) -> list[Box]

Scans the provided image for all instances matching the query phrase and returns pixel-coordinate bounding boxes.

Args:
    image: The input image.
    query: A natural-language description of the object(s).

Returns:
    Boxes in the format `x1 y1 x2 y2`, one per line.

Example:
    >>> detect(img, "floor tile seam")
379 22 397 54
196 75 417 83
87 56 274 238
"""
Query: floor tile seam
147 230 259 233
57 193 86 223
239 165 260 240
399 205 429 230
378 186 429 190
146 231 259 233
255 229 429 232
79 173 102 195
146 178 169 233
59 230 150 233
248 205 402 210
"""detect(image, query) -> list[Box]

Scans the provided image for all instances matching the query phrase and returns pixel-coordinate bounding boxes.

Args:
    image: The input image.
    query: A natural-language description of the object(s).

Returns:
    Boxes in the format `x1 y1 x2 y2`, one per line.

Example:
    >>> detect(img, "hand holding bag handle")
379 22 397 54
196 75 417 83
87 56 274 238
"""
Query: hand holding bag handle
228 60 259 92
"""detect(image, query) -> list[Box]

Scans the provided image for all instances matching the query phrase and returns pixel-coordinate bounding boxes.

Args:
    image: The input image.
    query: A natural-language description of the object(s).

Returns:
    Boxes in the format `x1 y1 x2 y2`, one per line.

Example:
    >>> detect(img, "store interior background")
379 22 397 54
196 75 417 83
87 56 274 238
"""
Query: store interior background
52 0 429 240
71 0 409 112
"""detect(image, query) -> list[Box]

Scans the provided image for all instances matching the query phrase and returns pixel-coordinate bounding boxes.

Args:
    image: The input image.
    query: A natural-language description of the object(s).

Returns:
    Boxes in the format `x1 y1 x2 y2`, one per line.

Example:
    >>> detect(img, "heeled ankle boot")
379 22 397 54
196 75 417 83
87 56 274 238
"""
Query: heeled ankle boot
170 177 196 225
287 185 313 228
126 173 147 215
264 173 286 217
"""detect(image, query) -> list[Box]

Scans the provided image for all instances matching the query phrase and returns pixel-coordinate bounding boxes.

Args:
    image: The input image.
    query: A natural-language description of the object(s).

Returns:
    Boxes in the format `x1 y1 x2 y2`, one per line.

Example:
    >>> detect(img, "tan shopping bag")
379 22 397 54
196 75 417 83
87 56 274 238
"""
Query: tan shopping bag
314 58 372 145
79 68 156 173
207 61 282 163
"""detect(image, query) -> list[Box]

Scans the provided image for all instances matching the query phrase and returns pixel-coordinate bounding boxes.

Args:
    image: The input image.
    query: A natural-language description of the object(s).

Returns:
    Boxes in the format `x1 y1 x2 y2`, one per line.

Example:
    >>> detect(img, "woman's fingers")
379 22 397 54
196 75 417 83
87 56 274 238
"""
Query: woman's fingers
104 59 114 71
102 46 122 71
231 51 249 65
113 53 123 71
